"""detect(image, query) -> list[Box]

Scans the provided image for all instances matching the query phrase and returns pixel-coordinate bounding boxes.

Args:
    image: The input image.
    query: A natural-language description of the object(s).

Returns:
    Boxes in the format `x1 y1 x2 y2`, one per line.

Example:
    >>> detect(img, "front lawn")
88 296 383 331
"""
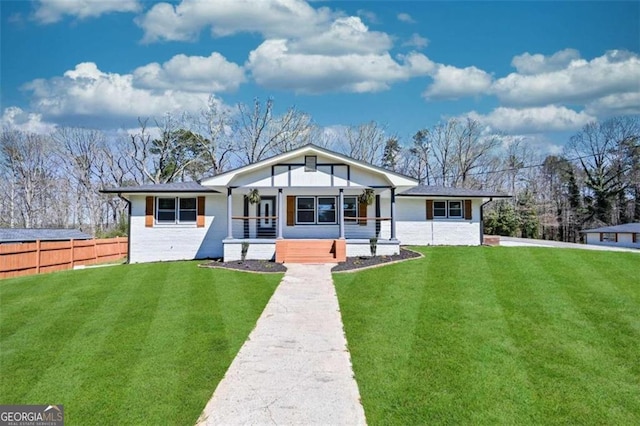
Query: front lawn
0 262 281 424
334 247 640 425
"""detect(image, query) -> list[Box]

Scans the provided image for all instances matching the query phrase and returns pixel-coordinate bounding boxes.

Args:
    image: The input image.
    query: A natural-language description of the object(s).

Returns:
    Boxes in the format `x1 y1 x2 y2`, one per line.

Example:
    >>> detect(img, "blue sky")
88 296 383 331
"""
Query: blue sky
1 0 639 152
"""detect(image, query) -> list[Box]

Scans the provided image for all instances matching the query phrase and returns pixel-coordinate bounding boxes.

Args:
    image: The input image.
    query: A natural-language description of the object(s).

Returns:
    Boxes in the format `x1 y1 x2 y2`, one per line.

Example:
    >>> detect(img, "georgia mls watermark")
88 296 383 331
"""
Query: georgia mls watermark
0 405 63 426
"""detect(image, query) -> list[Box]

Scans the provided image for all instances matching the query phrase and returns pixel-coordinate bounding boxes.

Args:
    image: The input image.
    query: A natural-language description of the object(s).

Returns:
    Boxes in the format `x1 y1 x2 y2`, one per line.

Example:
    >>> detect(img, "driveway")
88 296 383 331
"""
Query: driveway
500 237 639 253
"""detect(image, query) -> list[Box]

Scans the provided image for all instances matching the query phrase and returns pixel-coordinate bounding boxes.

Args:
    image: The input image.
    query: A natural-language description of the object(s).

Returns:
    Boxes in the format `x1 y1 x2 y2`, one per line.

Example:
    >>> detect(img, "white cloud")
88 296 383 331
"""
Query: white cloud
289 16 392 55
403 33 429 49
1 106 57 134
493 50 640 106
465 105 594 133
511 48 581 75
423 65 493 99
136 0 334 43
34 0 140 24
132 52 245 93
22 62 212 120
585 92 640 117
356 9 378 24
397 13 415 23
246 39 433 93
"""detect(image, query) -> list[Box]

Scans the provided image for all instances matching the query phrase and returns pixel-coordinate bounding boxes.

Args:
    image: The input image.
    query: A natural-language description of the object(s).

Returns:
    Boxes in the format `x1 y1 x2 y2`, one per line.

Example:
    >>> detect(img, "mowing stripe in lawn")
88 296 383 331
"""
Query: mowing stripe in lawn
57 265 167 424
447 248 536 424
1 266 134 402
0 262 281 425
334 246 640 426
487 248 609 423
20 267 149 407
116 262 201 424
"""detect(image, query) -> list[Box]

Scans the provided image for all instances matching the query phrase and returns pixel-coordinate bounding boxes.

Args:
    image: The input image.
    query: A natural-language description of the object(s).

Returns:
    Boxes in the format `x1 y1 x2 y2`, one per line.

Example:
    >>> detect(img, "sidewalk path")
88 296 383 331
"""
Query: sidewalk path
196 263 367 425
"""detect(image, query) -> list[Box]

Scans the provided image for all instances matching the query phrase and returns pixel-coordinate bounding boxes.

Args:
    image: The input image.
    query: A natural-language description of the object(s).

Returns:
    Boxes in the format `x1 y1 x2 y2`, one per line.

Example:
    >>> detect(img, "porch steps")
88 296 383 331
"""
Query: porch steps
275 239 346 263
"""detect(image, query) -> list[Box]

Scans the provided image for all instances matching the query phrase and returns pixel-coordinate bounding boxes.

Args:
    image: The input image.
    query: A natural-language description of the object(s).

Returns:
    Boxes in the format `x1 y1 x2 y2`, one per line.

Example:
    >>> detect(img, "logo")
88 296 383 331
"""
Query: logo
0 405 64 426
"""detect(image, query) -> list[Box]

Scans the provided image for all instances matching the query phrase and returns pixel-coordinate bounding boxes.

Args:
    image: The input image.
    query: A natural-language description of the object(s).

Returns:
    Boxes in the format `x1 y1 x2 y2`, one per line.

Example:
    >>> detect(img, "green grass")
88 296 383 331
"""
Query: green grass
334 247 640 425
0 262 281 425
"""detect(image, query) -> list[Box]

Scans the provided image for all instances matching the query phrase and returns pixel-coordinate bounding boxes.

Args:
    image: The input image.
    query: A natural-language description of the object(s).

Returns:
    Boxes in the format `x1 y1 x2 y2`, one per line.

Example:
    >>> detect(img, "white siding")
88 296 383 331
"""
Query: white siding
394 197 482 246
230 153 388 188
223 241 276 262
128 194 227 263
346 241 399 257
585 232 640 249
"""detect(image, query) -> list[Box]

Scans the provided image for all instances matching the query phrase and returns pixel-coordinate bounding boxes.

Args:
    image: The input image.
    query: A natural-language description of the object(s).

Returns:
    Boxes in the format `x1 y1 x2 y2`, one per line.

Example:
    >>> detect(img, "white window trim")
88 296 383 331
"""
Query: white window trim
448 200 463 219
295 196 343 225
433 201 447 218
343 196 358 225
317 197 337 224
433 200 465 219
295 197 316 225
155 196 198 225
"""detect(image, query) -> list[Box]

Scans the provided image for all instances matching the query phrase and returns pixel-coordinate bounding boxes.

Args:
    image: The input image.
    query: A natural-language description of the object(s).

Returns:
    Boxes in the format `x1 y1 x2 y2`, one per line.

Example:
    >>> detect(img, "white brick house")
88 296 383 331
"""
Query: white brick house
102 144 509 263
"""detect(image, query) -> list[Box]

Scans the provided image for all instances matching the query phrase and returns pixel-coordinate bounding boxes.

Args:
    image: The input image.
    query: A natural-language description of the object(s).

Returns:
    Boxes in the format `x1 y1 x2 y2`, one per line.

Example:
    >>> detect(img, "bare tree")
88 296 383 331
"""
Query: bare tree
566 116 639 224
234 98 314 165
54 127 109 234
192 96 236 176
339 121 387 165
0 129 58 228
451 118 500 188
429 119 457 186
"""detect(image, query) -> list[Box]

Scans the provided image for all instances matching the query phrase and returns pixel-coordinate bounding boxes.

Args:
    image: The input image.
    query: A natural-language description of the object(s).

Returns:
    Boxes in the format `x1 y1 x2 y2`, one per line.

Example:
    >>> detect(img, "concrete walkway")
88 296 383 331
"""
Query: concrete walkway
196 263 367 426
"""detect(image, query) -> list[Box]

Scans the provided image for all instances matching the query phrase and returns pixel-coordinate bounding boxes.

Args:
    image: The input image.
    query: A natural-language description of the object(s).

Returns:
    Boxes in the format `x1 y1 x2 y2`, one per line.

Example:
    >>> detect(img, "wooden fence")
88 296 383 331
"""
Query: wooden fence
0 237 128 279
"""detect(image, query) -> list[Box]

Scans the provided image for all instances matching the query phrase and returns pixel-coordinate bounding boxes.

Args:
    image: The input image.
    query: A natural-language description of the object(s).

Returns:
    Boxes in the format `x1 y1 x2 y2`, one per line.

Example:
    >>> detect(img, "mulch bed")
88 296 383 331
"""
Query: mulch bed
201 259 288 273
331 248 422 272
200 248 422 274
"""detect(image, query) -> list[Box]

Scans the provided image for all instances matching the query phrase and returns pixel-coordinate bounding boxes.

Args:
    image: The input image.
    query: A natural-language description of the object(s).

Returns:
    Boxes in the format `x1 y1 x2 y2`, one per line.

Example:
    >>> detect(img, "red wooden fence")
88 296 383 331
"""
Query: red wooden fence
0 237 128 279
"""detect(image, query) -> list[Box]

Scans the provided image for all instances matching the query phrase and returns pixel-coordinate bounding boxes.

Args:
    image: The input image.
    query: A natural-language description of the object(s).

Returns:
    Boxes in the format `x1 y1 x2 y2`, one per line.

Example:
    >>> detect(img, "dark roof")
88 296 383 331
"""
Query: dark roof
580 223 640 234
397 185 511 198
101 181 219 194
0 228 93 243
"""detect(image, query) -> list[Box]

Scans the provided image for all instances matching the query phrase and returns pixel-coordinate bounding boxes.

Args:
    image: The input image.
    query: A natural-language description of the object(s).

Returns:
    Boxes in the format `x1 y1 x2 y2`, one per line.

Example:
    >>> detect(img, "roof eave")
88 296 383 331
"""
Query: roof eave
200 144 419 187
100 188 220 194
397 193 511 198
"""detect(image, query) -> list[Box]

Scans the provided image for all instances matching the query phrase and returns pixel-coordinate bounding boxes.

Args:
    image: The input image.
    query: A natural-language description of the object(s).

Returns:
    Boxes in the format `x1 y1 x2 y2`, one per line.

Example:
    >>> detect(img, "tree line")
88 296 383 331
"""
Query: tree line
1 97 638 241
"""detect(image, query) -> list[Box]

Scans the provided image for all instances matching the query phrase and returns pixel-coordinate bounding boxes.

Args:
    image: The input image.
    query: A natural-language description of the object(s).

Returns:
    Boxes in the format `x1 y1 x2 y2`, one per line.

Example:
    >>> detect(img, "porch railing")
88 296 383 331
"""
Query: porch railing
344 217 391 240
228 216 392 240
231 216 278 239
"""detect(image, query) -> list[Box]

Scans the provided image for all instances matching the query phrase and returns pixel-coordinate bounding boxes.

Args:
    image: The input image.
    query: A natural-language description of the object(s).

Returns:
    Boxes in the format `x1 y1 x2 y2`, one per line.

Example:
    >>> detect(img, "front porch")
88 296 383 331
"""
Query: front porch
222 186 400 262
222 237 401 263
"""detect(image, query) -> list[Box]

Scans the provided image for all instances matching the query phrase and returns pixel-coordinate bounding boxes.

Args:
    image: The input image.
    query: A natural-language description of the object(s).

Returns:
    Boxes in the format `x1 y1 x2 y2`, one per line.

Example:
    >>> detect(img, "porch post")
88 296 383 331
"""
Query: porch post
390 187 397 240
338 188 345 239
277 188 283 239
227 187 233 239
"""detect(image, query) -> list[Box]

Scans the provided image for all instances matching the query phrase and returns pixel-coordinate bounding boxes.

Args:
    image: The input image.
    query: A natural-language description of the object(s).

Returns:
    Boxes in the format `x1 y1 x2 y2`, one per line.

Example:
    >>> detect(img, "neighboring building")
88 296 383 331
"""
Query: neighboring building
580 223 640 250
102 144 509 263
0 228 92 244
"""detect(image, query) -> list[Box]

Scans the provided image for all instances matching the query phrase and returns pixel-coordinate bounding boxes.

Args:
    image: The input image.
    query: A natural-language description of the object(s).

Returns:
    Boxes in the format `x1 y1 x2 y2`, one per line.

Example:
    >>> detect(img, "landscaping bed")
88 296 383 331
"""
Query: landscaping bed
332 248 422 272
201 248 422 273
202 259 287 273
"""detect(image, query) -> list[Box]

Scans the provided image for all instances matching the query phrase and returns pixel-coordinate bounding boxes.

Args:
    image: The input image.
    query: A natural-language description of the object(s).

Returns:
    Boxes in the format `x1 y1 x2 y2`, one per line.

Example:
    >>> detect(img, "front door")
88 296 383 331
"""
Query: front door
257 196 276 238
